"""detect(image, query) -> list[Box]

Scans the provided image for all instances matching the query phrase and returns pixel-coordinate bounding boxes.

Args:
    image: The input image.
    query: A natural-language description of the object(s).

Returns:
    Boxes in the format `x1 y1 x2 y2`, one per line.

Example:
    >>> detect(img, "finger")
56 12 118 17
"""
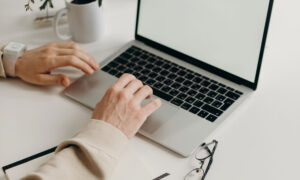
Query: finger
113 74 136 89
49 41 78 49
134 85 153 104
35 74 70 86
55 48 99 70
124 79 143 95
50 56 94 74
140 98 162 118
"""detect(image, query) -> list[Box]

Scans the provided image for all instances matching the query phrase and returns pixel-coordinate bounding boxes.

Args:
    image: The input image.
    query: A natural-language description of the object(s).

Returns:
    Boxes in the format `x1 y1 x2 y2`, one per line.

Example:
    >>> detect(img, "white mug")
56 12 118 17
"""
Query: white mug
53 0 103 43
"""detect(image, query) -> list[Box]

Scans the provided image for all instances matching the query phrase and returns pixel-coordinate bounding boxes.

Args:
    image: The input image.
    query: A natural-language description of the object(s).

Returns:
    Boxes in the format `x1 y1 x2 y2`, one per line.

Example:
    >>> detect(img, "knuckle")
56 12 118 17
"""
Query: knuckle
122 73 135 79
144 85 152 93
70 42 79 49
128 101 138 111
43 47 55 54
47 42 55 48
119 91 129 100
108 85 118 93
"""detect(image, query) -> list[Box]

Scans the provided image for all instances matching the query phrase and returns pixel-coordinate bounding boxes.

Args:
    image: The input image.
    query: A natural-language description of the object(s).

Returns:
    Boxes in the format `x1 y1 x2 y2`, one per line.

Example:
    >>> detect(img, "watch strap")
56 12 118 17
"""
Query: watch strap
0 42 6 78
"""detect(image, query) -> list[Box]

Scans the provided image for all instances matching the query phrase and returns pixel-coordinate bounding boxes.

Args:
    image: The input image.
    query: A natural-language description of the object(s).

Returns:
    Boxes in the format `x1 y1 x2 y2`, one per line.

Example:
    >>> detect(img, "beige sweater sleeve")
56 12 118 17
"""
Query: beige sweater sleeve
21 119 129 180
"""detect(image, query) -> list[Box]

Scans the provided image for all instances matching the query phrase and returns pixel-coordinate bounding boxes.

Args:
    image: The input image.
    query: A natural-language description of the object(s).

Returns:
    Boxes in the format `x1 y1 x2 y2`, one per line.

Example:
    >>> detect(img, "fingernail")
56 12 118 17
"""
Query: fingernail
95 64 100 70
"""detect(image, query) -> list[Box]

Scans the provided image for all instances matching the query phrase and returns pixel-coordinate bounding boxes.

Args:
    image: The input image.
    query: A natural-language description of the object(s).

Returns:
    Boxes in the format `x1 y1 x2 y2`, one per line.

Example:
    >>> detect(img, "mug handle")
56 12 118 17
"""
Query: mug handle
53 8 72 40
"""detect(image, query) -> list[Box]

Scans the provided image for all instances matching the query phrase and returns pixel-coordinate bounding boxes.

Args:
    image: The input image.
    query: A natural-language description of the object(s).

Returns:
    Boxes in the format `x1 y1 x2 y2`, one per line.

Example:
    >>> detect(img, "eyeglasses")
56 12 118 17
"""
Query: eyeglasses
184 140 218 180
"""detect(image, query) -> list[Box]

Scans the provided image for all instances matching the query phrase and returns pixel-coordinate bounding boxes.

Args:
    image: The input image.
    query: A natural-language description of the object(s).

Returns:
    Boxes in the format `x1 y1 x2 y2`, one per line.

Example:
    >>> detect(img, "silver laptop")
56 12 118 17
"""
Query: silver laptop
64 0 274 157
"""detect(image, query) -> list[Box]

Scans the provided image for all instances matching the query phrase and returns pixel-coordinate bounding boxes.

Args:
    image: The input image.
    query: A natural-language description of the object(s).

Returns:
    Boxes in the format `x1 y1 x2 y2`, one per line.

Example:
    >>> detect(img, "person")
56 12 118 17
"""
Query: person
0 41 162 179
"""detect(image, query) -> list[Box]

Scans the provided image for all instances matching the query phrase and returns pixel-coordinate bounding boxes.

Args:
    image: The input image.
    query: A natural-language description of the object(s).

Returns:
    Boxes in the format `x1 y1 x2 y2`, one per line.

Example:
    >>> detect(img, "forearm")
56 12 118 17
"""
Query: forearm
21 120 129 180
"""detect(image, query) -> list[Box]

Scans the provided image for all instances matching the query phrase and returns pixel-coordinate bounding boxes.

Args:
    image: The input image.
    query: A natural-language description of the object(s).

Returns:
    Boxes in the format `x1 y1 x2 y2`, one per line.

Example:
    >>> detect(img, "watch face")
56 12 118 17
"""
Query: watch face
4 42 26 55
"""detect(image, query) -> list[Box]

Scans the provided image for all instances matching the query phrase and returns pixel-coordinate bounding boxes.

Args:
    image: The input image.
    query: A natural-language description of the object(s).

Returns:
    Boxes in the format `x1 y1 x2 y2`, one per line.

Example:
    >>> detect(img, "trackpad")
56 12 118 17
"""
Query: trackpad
141 102 178 134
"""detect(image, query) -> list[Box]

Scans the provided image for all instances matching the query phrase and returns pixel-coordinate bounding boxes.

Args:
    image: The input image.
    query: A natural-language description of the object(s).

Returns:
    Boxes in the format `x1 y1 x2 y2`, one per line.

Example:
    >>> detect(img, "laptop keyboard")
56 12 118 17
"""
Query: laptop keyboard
102 46 243 122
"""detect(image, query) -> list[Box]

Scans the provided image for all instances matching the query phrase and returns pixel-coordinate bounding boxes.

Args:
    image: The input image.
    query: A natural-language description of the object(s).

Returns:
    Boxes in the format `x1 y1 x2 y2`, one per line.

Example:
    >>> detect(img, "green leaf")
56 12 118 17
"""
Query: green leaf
98 0 102 7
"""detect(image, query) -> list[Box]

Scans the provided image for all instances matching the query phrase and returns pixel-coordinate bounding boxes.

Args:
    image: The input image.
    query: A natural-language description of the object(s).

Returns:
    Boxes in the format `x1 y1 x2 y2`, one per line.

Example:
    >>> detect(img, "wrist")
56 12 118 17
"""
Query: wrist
2 42 26 77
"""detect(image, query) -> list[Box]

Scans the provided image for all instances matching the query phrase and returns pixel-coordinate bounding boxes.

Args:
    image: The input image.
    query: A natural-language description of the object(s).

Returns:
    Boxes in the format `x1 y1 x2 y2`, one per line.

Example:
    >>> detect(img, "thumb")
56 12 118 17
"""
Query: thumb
36 74 70 87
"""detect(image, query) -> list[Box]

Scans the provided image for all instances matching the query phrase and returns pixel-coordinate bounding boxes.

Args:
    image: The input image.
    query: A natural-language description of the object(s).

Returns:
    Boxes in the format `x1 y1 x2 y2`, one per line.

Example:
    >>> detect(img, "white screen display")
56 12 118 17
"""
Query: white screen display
137 0 270 82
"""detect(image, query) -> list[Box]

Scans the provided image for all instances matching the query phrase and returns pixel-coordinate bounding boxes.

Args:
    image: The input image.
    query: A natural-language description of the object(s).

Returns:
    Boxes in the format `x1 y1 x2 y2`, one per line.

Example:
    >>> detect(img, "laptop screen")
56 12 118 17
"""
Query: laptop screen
136 0 271 85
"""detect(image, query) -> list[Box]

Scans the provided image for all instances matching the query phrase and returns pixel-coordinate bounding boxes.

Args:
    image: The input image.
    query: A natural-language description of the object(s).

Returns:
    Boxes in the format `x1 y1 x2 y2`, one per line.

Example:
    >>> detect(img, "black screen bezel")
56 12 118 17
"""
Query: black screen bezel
134 0 274 90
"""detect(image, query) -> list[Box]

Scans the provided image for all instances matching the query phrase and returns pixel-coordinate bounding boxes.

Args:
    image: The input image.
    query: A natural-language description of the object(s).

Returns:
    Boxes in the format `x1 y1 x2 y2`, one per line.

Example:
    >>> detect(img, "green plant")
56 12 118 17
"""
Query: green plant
25 0 102 11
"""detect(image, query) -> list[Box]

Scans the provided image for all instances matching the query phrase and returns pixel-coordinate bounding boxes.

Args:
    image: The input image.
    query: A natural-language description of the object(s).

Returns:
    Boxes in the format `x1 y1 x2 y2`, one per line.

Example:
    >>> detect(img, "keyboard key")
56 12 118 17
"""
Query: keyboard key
145 64 154 69
202 104 223 116
134 65 143 71
149 72 158 78
183 80 193 86
107 61 118 68
168 73 177 79
153 67 162 73
141 54 149 59
217 88 227 94
154 82 163 89
198 110 209 118
220 98 234 111
116 72 123 78
169 89 179 96
209 84 219 91
163 79 173 85
160 70 169 76
131 57 139 63
139 76 148 82
141 69 151 75
199 87 209 94
138 60 147 66
193 77 202 83
206 115 218 122
102 66 111 72
211 101 222 108
235 90 243 95
124 69 133 74
216 95 226 101
121 52 132 59
175 77 185 83
181 103 192 110
177 70 186 76
196 93 205 100
170 67 179 73
116 65 126 71
191 84 201 90
186 97 196 103
207 91 217 98
201 80 211 87
179 87 189 93
171 82 181 89
227 87 235 91
153 88 173 101
203 97 213 104
171 98 183 106
145 79 156 85
115 57 127 64
189 107 200 114
108 69 118 75
178 93 187 100
155 60 164 66
156 76 165 82
193 100 204 108
187 89 197 96
161 86 171 93
163 64 171 69
225 91 240 100
185 74 194 79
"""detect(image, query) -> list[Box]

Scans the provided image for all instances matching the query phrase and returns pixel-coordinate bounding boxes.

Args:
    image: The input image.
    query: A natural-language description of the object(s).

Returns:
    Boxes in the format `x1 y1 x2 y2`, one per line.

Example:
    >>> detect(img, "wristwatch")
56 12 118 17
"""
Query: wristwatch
2 42 27 77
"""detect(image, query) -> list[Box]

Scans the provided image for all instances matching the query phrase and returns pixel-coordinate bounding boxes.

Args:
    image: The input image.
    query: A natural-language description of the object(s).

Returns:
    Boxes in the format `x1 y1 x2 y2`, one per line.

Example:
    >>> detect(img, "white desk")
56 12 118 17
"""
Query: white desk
1 0 300 179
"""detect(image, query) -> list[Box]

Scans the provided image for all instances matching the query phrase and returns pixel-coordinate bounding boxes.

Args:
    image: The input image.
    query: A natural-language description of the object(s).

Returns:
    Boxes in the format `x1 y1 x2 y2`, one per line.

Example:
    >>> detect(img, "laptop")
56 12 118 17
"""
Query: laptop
64 0 274 157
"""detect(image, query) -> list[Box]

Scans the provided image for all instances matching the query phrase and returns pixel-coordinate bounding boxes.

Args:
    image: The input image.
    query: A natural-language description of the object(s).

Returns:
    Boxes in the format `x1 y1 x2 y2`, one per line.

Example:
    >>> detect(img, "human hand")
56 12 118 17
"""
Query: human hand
15 41 99 87
92 74 162 138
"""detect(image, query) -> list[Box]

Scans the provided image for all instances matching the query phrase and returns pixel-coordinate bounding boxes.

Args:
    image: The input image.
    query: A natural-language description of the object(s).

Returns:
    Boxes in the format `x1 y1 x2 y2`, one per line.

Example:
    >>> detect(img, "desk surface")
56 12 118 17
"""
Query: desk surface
1 0 300 179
